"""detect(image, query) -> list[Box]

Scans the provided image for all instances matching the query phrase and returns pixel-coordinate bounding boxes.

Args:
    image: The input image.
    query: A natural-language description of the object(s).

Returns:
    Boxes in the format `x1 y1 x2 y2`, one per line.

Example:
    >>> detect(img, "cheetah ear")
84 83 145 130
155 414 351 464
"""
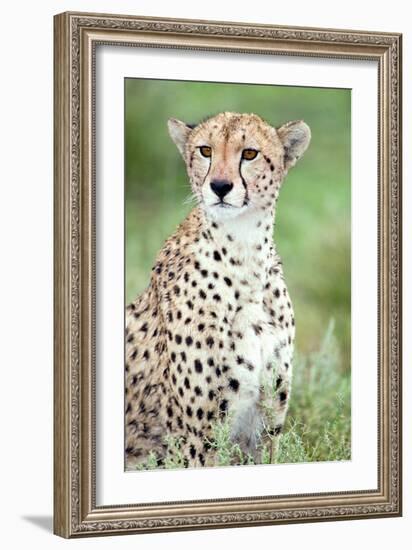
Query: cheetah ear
168 118 194 159
277 120 311 170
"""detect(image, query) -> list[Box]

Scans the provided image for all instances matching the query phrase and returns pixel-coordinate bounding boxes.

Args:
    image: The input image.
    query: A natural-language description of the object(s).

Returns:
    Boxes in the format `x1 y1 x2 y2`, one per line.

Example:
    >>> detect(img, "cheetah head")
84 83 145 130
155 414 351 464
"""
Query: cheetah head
168 112 311 221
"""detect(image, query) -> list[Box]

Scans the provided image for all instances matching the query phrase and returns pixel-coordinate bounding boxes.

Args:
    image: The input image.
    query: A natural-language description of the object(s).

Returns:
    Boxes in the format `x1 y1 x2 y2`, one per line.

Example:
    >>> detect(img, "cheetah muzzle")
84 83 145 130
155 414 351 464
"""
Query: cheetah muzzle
125 112 311 469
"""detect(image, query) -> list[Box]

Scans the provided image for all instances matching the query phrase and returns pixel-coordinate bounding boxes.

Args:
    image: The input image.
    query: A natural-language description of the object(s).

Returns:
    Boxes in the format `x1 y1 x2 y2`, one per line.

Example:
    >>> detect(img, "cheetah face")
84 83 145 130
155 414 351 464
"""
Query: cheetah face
168 112 310 221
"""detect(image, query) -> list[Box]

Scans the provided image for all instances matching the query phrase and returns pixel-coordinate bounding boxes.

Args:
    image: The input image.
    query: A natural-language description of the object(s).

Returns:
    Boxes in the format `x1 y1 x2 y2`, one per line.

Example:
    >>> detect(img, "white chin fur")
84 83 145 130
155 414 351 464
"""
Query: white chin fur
203 202 251 222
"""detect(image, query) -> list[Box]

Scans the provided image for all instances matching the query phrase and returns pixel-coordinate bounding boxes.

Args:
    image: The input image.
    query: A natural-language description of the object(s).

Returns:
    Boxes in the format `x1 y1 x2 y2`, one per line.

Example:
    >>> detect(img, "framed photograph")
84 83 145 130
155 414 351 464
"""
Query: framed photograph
53 11 402 537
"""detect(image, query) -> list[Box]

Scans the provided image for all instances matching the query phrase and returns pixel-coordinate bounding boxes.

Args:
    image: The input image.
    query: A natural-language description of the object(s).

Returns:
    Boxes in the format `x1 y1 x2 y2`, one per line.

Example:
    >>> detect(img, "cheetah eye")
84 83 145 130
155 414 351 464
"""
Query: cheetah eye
242 148 259 161
199 146 212 158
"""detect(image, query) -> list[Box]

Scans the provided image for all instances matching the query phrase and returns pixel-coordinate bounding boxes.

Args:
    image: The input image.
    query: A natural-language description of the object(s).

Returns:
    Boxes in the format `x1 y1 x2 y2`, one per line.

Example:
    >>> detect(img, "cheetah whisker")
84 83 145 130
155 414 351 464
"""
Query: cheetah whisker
182 193 199 206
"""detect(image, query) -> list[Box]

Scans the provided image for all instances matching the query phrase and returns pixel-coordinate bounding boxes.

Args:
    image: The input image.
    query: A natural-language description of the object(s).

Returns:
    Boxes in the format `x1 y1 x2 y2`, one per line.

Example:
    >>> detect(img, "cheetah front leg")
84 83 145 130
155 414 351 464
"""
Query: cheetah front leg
259 335 293 463
227 309 269 461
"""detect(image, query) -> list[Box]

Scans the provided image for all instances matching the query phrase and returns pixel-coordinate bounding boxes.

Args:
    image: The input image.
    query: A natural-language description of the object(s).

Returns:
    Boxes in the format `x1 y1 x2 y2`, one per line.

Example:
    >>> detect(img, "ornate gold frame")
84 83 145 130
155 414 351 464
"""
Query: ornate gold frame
53 11 402 538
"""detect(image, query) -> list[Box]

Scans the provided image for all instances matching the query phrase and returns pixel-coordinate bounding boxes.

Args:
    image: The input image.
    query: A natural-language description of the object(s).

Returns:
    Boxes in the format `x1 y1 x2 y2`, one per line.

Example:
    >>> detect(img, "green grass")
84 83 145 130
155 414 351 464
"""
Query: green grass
125 79 351 467
277 320 351 464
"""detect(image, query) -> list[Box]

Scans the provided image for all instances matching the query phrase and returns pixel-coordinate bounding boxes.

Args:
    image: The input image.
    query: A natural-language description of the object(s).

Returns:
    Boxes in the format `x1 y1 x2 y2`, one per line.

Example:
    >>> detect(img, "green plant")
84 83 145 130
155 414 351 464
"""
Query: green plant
276 320 351 464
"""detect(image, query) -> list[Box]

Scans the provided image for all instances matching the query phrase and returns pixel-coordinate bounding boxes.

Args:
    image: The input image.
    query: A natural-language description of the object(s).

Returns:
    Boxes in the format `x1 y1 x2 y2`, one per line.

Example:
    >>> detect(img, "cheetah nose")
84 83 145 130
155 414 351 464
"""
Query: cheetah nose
210 179 234 200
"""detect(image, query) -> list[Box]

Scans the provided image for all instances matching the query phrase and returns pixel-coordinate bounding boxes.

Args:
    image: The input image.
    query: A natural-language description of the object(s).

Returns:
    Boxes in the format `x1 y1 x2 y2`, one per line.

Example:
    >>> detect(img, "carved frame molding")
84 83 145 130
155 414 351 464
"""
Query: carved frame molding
53 12 402 538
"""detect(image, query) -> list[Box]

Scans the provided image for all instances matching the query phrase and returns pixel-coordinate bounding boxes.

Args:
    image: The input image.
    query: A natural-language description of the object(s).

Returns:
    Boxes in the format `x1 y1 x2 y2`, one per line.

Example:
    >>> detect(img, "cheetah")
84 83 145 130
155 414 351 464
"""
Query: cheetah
125 112 311 469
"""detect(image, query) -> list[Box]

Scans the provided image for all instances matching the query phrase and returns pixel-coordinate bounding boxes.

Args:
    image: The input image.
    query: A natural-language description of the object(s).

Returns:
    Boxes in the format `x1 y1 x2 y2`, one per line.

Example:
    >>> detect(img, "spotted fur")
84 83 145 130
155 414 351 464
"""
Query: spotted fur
125 112 311 468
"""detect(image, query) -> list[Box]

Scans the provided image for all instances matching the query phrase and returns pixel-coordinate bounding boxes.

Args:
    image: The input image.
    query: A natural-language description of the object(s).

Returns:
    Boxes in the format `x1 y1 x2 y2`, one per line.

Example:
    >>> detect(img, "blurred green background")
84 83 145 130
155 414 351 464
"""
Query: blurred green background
125 79 351 462
125 79 351 362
